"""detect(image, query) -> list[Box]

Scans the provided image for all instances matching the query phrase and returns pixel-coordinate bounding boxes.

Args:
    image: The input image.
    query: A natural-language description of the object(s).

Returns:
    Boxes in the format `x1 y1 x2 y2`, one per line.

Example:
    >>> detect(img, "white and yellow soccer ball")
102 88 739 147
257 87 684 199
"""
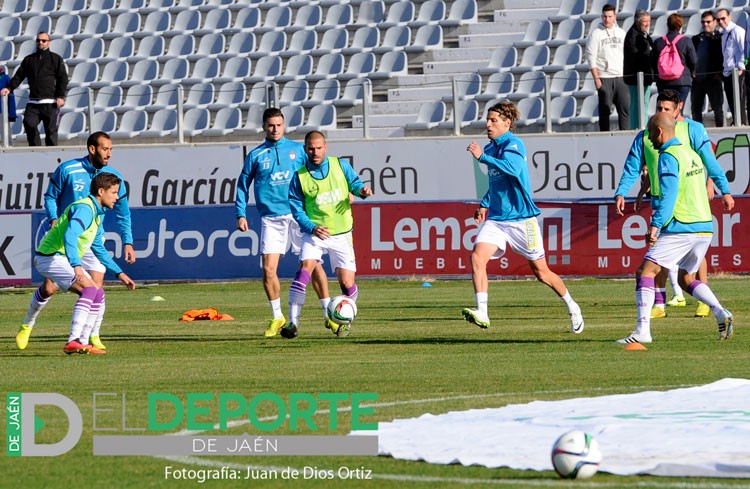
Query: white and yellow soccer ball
550 430 602 479
327 295 357 326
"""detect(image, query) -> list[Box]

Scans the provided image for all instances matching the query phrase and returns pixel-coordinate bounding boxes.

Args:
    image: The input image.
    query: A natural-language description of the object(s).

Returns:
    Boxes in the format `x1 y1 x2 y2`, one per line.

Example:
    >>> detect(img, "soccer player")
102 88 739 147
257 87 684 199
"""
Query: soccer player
613 89 732 318
16 132 135 351
235 108 330 337
617 113 734 344
35 173 136 354
285 131 373 339
462 101 584 333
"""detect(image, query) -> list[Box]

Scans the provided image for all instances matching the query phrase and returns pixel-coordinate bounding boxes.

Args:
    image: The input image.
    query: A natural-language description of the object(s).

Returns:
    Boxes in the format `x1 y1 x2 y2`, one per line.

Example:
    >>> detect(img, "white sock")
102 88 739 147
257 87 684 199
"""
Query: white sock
269 298 283 319
23 287 50 327
320 297 330 319
560 291 577 313
636 285 655 337
476 292 488 315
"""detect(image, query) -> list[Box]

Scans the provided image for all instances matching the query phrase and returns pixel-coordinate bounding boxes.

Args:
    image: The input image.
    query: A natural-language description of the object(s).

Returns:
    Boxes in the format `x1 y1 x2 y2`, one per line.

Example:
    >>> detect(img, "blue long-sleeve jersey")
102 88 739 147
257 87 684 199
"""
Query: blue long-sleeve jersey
615 118 731 198
44 156 133 245
288 156 366 234
61 198 123 275
477 132 540 222
652 138 715 234
235 137 306 218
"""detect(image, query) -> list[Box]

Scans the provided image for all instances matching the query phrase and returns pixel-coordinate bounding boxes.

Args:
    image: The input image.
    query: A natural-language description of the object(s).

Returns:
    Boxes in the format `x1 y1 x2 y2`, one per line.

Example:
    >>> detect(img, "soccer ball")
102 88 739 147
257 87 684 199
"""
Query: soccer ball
327 295 357 326
550 430 602 479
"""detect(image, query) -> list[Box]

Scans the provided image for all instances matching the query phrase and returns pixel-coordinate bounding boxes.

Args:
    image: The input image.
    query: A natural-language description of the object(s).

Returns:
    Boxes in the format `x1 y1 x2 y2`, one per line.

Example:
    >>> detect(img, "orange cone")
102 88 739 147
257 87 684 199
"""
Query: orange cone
624 342 648 351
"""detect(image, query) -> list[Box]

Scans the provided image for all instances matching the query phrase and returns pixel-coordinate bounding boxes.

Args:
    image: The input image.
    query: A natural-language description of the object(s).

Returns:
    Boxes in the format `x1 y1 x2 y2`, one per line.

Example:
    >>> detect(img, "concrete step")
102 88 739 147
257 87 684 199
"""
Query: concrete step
503 0 561 8
462 21 530 34
351 113 417 128
422 59 489 74
387 85 453 102
493 8 557 22
368 100 427 115
386 73 476 88
425 46 497 62
458 31 525 47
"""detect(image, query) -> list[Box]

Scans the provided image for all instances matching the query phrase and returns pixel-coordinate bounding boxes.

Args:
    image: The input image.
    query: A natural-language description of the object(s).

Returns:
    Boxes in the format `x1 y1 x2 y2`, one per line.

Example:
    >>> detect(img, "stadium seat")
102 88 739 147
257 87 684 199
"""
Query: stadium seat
410 0 445 27
218 31 256 60
195 8 231 35
154 57 189 86
478 46 517 75
149 83 181 112
118 84 154 113
101 37 135 63
319 3 353 30
651 15 668 37
92 61 129 89
57 112 86 140
203 107 242 136
438 100 479 129
547 95 577 125
312 28 348 55
237 104 265 135
375 25 412 53
92 111 118 133
158 34 195 62
21 0 55 19
334 79 368 107
343 26 380 55
245 56 283 83
214 57 252 83
93 86 123 112
52 14 81 40
250 31 287 59
279 79 310 106
515 20 553 48
549 70 580 97
105 11 141 39
184 57 221 84
338 52 376 80
140 0 176 14
510 45 550 74
141 108 177 137
717 0 747 8
137 11 172 38
651 0 683 17
442 0 477 26
542 44 583 72
88 0 117 14
476 72 514 102
276 54 314 82
307 53 345 81
256 5 292 33
171 9 201 35
280 105 304 132
618 0 650 19
570 94 599 125
440 73 481 102
582 0 619 22
685 13 702 36
508 72 546 101
122 59 160 88
404 101 446 129
208 81 245 110
13 40 37 66
75 13 111 41
548 18 586 47
62 88 90 113
302 79 340 108
51 39 75 61
110 0 146 15
18 15 51 42
54 0 86 16
286 29 318 56
184 83 214 110
290 4 322 31
516 97 544 127
227 6 261 34
1 0 27 17
132 35 166 61
354 1 386 26
550 0 586 22
578 72 597 97
382 1 415 27
245 82 269 106
0 40 14 63
183 107 211 137
0 18 22 42
370 51 408 79
189 32 225 61
405 24 443 52
297 104 337 131
69 62 99 88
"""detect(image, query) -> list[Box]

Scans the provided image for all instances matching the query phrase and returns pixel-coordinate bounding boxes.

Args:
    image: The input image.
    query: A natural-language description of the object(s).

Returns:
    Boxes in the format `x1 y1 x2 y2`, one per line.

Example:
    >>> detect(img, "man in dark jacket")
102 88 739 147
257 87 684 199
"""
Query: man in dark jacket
692 10 725 126
624 10 656 129
0 32 68 146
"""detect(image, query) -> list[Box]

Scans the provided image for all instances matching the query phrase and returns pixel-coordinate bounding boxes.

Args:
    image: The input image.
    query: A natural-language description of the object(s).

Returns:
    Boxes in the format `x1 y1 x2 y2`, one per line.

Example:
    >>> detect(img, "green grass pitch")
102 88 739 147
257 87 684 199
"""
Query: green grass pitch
1 277 748 489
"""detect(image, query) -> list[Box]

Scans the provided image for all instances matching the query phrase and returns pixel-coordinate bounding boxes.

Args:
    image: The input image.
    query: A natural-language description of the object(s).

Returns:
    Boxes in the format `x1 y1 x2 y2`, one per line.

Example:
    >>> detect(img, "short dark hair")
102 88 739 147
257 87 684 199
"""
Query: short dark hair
488 100 520 131
602 4 616 13
87 131 110 150
657 88 682 105
90 172 121 195
701 10 715 19
262 107 283 124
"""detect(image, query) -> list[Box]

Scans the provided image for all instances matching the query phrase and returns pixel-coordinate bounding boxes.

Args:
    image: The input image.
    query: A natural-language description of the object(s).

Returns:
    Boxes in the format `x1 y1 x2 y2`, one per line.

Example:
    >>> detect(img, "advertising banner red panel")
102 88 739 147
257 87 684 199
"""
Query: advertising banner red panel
354 199 747 277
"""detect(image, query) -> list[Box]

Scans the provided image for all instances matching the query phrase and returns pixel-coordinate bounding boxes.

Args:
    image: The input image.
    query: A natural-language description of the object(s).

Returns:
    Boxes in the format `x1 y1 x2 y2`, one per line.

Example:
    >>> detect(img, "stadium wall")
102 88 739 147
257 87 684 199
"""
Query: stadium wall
1 131 748 284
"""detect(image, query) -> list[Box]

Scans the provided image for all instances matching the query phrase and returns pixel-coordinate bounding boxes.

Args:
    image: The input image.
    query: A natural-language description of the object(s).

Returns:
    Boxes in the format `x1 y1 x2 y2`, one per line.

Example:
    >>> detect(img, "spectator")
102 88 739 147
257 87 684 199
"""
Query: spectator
0 65 18 143
692 10 724 126
624 10 656 129
586 4 630 131
0 32 67 146
716 8 746 125
654 14 697 106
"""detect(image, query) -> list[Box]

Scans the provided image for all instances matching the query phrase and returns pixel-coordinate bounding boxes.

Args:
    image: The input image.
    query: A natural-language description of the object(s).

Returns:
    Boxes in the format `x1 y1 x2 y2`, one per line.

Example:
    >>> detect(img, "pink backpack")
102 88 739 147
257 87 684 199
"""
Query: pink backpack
657 34 686 81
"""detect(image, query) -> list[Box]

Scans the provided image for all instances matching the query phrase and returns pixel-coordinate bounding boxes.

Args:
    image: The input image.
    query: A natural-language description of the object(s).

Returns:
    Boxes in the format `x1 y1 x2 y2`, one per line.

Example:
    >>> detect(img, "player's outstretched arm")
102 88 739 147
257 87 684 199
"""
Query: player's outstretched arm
117 272 136 290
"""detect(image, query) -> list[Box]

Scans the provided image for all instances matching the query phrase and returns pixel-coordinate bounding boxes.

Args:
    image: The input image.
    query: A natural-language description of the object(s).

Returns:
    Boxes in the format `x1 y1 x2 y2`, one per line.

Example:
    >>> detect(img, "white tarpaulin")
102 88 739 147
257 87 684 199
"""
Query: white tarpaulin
354 379 750 478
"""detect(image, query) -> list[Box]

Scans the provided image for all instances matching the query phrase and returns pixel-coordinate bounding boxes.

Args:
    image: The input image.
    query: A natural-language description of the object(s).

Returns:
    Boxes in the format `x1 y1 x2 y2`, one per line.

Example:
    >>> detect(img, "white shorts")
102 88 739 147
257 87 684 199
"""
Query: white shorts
80 249 106 273
35 254 92 291
260 214 302 255
645 233 711 274
475 217 546 261
300 231 356 273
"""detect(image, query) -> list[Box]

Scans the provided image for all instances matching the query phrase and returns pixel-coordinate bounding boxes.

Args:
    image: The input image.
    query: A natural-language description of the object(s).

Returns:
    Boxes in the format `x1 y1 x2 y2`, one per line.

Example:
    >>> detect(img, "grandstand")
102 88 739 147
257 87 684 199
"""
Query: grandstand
0 0 742 145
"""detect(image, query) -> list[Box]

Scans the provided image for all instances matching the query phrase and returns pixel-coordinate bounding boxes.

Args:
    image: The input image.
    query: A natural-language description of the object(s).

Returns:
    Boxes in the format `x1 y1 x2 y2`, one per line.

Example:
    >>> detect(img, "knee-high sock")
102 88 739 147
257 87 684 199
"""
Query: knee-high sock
289 269 311 325
69 287 98 343
668 268 683 297
22 287 50 327
80 288 104 344
636 277 655 337
686 280 723 318
342 283 358 302
91 291 105 338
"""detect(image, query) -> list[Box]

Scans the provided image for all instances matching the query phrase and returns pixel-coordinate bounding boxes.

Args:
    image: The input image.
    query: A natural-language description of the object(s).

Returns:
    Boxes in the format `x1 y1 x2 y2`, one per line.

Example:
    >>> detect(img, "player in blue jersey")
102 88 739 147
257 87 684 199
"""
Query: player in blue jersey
617 113 734 344
235 108 330 337
613 90 733 318
16 132 135 351
284 131 373 339
462 101 584 333
35 172 136 354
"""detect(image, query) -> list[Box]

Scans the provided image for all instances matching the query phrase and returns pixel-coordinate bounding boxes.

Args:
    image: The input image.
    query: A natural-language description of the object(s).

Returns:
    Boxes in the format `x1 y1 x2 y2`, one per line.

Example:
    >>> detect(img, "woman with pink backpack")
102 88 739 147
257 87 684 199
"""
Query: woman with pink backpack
654 13 698 105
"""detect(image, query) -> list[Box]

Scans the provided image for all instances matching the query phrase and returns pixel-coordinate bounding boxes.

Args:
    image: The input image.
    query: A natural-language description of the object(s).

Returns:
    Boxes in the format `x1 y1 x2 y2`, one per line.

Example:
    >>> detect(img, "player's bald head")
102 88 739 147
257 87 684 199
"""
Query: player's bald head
648 112 675 138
